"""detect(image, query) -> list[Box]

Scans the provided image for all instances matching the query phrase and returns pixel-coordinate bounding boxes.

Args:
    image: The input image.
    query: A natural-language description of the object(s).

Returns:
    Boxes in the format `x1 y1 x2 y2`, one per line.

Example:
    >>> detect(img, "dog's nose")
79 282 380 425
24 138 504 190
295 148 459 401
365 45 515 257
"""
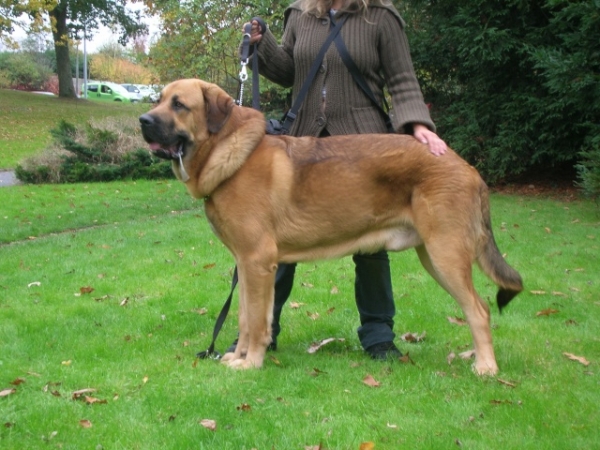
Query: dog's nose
139 114 154 126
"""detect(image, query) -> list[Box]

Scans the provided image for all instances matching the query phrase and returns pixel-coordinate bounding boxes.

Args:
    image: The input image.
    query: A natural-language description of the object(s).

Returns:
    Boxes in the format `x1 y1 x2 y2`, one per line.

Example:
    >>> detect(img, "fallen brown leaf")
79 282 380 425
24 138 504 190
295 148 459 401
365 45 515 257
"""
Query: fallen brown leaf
79 419 92 428
203 263 216 270
330 286 339 294
400 331 426 343
236 403 251 412
269 355 282 366
497 378 517 388
72 388 97 400
459 349 476 360
10 378 25 386
307 311 320 320
360 442 376 450
563 352 590 366
199 419 217 431
307 337 345 354
447 352 456 365
84 396 107 405
530 290 547 295
309 368 327 377
0 388 16 397
447 316 468 326
362 374 380 388
290 302 305 309
536 308 560 317
80 286 94 295
399 353 415 365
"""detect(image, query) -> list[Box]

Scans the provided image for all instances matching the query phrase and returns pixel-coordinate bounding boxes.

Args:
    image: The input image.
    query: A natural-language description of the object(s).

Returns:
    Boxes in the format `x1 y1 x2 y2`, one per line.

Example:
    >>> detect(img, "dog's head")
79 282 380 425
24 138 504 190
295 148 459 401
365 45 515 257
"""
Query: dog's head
139 79 234 161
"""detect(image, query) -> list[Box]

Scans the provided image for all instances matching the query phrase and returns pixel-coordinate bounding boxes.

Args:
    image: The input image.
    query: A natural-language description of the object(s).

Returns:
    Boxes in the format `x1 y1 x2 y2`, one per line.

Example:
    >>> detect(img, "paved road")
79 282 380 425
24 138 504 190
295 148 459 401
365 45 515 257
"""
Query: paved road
0 171 19 187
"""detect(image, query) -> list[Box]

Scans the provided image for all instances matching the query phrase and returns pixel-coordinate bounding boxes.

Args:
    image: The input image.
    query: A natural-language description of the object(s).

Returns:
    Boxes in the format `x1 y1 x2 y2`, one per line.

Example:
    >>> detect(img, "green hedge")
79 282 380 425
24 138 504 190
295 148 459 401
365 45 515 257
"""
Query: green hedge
16 118 173 184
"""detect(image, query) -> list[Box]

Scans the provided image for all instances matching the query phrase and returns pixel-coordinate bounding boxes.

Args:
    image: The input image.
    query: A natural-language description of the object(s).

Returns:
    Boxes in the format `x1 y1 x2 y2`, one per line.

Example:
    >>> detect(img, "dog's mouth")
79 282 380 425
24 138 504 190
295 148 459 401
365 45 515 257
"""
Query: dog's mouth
147 140 186 161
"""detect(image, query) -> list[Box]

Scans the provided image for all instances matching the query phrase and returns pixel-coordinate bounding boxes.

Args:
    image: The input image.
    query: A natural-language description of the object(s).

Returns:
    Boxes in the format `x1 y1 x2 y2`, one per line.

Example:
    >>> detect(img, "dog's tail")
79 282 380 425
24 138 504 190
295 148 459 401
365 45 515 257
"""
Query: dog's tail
477 184 523 313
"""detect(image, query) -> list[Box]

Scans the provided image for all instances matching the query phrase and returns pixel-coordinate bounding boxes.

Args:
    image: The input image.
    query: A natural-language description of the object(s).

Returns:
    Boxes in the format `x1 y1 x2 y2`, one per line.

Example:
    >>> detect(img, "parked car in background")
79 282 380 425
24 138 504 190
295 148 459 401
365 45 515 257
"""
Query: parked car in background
83 82 132 103
136 84 160 103
121 84 143 103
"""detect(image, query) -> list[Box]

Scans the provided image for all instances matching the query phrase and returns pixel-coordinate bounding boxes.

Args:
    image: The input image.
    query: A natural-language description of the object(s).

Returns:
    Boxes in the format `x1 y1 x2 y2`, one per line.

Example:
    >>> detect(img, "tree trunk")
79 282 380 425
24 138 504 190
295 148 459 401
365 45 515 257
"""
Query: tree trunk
48 3 76 98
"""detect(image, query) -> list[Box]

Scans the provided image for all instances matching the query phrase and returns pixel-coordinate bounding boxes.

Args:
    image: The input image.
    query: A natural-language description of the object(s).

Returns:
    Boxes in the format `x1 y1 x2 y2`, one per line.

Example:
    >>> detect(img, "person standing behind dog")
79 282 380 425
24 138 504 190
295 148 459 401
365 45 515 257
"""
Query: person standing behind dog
234 0 447 360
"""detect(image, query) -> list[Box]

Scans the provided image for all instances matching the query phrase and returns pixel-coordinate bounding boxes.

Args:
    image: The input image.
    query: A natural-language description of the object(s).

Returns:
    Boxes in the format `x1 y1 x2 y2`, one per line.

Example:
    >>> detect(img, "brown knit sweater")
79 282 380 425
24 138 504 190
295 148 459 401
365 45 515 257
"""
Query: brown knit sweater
253 0 435 137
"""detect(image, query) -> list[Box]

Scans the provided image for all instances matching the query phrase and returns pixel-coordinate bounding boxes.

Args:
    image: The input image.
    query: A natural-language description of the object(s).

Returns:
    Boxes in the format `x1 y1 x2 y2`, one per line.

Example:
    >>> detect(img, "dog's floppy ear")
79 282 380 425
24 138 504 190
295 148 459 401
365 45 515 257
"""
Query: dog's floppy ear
203 85 234 134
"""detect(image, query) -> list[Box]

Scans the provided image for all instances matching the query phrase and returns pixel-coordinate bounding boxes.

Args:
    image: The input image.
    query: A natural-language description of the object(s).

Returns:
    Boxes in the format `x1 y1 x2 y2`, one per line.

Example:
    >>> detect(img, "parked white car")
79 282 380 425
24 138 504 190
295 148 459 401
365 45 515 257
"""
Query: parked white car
136 84 160 103
121 84 143 103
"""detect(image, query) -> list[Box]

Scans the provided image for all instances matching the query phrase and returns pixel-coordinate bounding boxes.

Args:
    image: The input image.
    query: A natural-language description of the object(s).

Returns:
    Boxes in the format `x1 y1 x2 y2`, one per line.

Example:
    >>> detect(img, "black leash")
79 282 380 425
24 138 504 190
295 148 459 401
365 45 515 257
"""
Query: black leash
197 268 238 359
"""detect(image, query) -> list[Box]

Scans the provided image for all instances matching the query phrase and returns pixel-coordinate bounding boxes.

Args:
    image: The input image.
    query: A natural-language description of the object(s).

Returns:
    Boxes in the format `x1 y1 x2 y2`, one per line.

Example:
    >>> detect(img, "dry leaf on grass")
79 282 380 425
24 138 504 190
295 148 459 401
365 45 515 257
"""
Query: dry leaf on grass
362 374 380 388
237 403 251 412
79 419 92 428
307 337 345 354
199 419 217 431
563 352 590 366
0 389 16 397
399 352 415 365
72 388 96 400
497 378 517 388
268 355 282 366
459 349 476 360
84 396 107 405
530 290 546 295
447 352 456 365
10 378 25 386
360 442 376 450
400 332 426 343
447 316 468 326
290 302 305 309
80 286 94 295
307 311 320 320
536 308 560 317
309 368 327 377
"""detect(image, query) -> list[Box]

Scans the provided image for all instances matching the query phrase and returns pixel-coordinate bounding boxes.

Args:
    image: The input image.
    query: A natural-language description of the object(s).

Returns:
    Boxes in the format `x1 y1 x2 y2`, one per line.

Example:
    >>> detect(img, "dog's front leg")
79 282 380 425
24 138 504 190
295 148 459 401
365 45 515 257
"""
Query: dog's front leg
222 257 276 370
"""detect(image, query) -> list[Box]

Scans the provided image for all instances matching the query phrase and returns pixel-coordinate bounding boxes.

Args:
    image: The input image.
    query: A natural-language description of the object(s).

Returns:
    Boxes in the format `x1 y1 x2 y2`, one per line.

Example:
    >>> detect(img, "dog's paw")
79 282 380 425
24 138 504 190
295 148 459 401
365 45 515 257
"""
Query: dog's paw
220 352 236 363
224 358 260 370
473 362 499 376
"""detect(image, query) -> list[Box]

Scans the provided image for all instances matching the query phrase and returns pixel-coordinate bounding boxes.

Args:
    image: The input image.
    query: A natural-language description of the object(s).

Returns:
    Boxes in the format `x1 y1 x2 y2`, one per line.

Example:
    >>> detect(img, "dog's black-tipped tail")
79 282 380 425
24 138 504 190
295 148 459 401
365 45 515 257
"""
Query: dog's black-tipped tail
477 187 524 313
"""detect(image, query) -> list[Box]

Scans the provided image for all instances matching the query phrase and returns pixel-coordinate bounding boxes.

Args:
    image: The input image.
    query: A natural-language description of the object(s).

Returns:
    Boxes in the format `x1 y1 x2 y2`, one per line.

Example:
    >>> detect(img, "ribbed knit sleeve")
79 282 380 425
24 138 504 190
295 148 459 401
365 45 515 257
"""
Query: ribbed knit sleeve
255 4 434 137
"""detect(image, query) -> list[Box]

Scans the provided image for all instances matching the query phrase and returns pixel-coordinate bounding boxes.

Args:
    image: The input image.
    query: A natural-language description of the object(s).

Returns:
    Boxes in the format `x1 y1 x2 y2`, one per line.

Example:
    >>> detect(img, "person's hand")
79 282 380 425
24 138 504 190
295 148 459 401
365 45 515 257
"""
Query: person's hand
413 124 447 156
243 19 264 44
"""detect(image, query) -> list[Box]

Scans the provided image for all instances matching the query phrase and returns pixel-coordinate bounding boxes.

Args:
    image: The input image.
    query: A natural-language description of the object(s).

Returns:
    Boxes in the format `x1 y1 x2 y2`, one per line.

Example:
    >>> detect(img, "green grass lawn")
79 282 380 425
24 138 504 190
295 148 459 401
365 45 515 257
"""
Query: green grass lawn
0 89 148 170
1 180 598 449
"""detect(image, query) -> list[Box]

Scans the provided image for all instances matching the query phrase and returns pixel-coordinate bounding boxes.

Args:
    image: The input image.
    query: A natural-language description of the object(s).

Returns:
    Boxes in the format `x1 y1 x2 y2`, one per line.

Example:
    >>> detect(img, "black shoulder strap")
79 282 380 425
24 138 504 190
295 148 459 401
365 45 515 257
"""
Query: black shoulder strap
279 15 348 134
248 15 347 133
333 32 394 133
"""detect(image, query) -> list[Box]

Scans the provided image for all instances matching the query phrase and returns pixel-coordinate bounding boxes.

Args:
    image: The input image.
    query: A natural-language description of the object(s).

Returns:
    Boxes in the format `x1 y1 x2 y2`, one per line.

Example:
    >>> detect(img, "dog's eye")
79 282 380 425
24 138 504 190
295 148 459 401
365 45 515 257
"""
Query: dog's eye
171 96 188 111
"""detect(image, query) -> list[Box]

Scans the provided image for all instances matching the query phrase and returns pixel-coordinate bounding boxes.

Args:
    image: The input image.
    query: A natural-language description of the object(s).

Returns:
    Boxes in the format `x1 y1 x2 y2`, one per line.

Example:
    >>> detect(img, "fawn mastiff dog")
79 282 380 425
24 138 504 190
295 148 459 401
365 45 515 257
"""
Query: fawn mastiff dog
139 79 523 375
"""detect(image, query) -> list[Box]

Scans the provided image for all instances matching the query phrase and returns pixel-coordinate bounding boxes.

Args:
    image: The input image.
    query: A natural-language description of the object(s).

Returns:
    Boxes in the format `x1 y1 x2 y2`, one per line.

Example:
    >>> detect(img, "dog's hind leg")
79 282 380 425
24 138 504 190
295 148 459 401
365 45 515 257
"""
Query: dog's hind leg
415 244 499 375
223 253 277 370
